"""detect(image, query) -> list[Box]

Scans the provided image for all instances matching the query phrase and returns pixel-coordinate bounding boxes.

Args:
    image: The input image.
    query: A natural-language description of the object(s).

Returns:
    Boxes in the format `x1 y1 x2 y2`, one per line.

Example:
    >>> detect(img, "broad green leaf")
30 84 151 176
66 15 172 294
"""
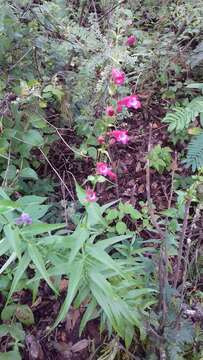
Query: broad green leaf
6 252 30 304
0 200 16 213
52 260 84 330
0 188 10 200
10 323 25 342
1 165 17 180
4 224 21 260
28 243 57 294
1 304 17 321
19 167 38 180
15 305 34 326
22 223 65 236
0 350 21 360
23 204 50 221
16 195 47 207
23 130 44 146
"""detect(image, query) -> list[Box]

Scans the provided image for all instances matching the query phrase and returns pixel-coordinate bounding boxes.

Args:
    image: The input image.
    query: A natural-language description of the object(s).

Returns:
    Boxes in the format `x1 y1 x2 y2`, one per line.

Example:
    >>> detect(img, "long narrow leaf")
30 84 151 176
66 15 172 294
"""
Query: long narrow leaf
51 259 84 330
28 243 57 294
0 238 10 257
87 246 124 278
6 251 30 304
0 252 16 275
22 223 65 236
4 224 21 260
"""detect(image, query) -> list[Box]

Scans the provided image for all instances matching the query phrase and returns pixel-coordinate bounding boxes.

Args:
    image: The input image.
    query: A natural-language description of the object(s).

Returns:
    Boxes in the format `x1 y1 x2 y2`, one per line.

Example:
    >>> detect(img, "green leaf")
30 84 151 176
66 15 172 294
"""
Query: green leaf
4 224 21 260
94 234 132 250
79 299 97 336
106 209 119 222
87 245 124 277
0 200 16 213
0 238 10 257
23 204 50 221
68 225 89 265
15 305 34 326
22 223 65 236
1 165 17 180
87 147 97 159
0 350 21 360
52 260 84 330
116 221 127 235
23 130 44 146
16 195 47 207
1 304 17 321
6 252 30 304
28 243 57 294
19 167 38 180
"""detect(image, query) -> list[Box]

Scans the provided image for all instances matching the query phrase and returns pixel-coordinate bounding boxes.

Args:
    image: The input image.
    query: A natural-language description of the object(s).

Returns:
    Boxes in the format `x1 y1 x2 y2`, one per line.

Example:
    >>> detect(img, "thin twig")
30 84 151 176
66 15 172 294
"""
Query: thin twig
174 198 192 288
39 148 74 201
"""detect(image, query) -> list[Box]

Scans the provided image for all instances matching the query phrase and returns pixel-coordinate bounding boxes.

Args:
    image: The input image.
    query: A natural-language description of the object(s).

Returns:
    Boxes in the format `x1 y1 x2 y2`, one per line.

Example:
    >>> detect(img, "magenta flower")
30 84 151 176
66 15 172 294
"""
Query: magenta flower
106 106 115 117
126 35 137 47
117 95 141 112
85 188 97 202
111 68 125 85
96 162 109 176
107 170 117 181
110 130 129 144
16 212 32 225
97 135 105 145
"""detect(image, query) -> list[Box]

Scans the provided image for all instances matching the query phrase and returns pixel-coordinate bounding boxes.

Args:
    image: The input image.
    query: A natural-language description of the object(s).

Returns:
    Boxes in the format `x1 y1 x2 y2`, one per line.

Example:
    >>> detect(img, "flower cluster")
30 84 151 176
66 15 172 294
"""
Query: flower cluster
96 162 117 180
109 130 129 144
126 35 136 47
16 212 32 225
111 68 125 85
117 95 141 112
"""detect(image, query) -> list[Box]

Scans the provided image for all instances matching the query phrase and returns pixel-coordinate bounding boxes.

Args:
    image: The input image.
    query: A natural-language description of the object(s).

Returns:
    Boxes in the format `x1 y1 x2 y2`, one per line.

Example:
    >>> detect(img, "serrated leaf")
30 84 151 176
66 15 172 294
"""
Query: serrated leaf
116 221 127 235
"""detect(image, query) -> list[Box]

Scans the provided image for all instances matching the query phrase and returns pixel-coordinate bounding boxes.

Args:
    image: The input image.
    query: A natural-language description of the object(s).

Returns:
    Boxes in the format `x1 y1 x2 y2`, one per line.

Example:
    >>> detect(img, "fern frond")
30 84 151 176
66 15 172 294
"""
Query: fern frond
185 133 203 172
163 96 203 133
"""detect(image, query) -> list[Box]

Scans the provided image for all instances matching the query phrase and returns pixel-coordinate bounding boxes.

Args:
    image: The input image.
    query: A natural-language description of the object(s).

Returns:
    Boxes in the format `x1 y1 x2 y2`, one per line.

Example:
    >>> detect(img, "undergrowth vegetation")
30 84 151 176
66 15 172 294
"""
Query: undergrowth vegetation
0 0 203 359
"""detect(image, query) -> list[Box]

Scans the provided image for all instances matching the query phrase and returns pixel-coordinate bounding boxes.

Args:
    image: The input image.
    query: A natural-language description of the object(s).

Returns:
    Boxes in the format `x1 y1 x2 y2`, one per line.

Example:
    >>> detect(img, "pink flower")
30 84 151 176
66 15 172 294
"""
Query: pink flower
111 68 125 85
126 35 136 47
107 170 117 181
96 162 109 176
97 135 105 145
117 95 141 112
110 130 129 144
85 188 97 202
106 106 115 117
